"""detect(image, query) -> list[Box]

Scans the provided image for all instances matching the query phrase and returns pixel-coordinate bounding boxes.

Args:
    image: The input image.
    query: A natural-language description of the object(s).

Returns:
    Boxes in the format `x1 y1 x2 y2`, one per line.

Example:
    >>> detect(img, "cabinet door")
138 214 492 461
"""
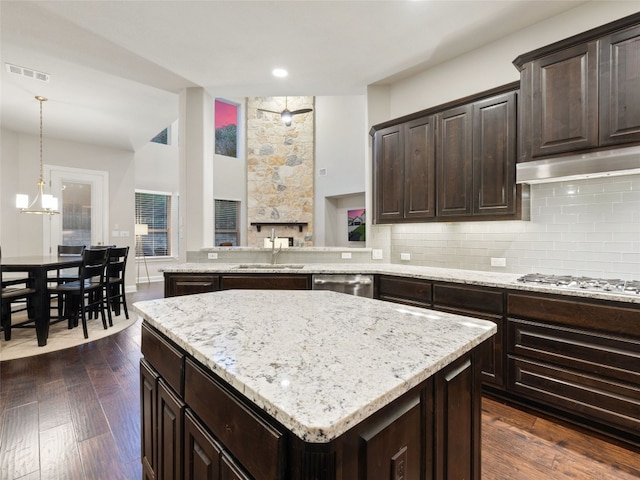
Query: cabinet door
373 124 405 222
472 92 517 216
437 105 473 217
221 452 252 480
529 42 599 158
184 410 222 480
157 380 185 480
599 24 640 146
404 116 436 219
433 351 482 480
141 360 158 480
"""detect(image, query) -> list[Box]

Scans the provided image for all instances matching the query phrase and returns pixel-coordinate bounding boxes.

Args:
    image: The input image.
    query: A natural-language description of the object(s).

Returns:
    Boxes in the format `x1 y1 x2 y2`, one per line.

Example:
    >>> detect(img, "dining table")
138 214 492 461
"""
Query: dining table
2 255 83 346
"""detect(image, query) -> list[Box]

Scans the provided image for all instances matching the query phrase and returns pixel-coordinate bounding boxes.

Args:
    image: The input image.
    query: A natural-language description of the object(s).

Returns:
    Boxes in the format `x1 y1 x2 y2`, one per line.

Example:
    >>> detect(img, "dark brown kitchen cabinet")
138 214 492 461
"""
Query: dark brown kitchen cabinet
521 42 599 160
373 124 404 221
376 275 432 308
372 83 521 224
432 283 505 389
599 23 640 146
220 274 310 290
514 12 640 162
405 116 437 219
437 91 518 218
505 292 640 446
164 273 220 297
142 320 486 479
437 105 473 217
472 92 518 216
373 116 436 222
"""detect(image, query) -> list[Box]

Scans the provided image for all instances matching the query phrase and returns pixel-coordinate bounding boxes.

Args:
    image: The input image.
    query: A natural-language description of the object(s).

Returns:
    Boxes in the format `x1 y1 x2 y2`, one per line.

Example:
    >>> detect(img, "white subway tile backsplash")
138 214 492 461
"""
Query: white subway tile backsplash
376 174 640 279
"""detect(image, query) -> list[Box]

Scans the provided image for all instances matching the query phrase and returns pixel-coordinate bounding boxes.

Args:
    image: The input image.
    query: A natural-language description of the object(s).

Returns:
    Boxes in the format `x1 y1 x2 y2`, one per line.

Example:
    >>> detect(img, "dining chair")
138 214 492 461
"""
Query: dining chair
48 248 110 339
105 246 129 326
1 247 38 341
50 245 85 316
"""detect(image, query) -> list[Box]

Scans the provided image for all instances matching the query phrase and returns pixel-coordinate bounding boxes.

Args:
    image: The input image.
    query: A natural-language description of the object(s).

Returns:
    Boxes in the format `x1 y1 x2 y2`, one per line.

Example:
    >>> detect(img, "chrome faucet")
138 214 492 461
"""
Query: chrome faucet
270 228 282 265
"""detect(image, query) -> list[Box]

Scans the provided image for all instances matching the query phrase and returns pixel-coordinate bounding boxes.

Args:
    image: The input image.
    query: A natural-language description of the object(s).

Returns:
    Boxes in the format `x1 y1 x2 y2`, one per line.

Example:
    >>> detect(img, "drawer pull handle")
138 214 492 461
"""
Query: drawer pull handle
225 424 233 433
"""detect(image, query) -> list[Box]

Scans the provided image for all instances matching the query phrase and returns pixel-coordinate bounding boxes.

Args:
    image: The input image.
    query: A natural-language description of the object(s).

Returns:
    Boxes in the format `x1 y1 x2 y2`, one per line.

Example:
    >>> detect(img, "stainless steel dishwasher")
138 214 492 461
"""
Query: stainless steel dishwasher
312 274 374 298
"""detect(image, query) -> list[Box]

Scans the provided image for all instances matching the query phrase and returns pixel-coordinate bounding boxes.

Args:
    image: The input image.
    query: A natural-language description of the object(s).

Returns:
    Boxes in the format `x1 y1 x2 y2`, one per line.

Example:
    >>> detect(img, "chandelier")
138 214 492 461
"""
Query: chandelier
16 96 60 215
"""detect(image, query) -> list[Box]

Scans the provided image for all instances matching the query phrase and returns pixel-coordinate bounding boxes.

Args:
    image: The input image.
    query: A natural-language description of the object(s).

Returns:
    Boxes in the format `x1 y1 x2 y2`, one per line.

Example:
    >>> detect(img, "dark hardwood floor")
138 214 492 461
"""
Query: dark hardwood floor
1 281 639 479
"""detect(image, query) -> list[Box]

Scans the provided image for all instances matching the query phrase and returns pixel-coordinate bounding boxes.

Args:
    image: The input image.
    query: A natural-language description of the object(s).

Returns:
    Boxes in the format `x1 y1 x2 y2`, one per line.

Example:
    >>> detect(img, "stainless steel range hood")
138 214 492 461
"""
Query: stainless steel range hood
516 146 640 184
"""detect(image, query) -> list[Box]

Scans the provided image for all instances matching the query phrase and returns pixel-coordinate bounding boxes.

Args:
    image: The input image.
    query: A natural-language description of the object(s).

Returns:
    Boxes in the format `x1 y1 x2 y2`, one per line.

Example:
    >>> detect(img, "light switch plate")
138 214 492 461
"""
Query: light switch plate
371 249 383 260
207 252 218 260
341 252 352 259
400 253 411 261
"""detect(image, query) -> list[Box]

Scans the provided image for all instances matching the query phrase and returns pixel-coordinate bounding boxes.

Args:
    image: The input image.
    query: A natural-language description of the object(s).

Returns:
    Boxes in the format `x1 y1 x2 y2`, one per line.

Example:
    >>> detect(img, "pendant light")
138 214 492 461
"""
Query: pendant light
16 96 60 215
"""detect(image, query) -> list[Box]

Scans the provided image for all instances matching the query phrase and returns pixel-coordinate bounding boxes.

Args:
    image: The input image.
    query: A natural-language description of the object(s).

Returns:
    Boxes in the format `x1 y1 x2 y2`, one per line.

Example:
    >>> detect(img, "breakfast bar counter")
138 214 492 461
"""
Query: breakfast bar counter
134 289 496 480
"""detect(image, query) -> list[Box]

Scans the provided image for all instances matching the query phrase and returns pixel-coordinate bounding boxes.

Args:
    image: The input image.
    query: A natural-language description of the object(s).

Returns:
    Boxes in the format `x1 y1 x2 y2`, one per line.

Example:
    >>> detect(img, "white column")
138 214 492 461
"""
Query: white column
178 87 215 260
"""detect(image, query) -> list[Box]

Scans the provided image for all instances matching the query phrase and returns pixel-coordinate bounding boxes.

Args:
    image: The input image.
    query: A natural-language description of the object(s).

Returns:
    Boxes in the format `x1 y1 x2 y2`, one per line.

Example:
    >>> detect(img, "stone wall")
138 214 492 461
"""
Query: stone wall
246 97 314 247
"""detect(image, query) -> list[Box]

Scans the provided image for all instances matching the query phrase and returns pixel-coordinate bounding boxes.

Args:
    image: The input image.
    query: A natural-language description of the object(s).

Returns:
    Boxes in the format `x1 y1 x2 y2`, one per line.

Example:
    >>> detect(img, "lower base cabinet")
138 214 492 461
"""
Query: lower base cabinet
141 322 485 480
504 292 640 446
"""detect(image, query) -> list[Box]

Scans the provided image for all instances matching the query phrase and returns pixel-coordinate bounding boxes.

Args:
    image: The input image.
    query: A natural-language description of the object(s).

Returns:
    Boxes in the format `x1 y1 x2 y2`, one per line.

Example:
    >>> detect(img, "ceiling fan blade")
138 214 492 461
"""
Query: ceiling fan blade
257 108 281 115
291 108 313 115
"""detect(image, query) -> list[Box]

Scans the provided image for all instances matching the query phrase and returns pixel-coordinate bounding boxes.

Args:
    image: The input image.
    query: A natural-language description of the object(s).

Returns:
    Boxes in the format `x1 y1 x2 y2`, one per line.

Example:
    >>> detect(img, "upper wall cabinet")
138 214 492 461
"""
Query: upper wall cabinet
514 13 640 162
371 84 521 224
373 116 436 222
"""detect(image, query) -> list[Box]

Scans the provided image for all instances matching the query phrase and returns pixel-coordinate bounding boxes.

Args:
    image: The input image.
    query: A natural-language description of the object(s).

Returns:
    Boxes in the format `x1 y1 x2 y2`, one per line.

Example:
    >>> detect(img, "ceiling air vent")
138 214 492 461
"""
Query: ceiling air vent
5 63 50 82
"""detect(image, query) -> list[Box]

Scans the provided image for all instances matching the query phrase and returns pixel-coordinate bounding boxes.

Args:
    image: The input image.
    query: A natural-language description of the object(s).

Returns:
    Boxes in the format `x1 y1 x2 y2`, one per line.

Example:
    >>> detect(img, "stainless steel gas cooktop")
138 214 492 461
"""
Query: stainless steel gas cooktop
517 273 640 296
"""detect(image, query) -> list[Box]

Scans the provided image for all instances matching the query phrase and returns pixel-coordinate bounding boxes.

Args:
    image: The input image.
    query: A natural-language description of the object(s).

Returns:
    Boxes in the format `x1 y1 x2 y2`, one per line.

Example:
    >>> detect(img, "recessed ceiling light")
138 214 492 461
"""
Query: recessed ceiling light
272 68 288 78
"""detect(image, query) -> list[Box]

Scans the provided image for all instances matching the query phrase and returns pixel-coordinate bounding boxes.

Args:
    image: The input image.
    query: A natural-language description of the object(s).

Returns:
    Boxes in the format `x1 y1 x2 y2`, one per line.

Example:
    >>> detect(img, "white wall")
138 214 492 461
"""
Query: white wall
1 127 137 287
366 1 640 277
315 95 367 246
386 1 640 118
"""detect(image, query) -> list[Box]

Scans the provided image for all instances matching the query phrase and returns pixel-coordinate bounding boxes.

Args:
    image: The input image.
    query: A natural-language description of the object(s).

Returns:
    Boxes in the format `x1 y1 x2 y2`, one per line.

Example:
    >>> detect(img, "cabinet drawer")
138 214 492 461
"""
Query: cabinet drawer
433 284 503 315
142 323 184 394
221 274 310 290
508 318 640 385
184 359 285 480
165 274 220 297
508 355 640 436
377 275 432 307
507 293 640 338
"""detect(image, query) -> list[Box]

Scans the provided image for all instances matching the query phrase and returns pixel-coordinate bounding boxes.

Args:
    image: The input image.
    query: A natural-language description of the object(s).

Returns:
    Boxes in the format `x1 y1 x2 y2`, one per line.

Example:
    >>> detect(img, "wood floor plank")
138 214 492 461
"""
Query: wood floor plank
37 379 72 432
100 388 141 465
77 431 134 480
67 381 110 443
39 423 85 480
0 402 40 479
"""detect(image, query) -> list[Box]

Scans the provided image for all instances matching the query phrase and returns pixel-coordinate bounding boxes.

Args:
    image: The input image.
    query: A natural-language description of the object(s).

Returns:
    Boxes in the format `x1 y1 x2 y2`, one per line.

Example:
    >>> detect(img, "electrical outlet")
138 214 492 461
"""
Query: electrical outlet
400 253 411 261
341 252 352 259
491 257 506 267
371 249 383 260
207 252 218 260
120 230 130 237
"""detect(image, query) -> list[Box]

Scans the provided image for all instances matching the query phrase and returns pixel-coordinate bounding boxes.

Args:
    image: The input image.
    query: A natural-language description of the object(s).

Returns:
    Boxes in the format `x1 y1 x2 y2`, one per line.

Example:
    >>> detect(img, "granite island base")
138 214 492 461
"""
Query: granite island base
134 290 496 480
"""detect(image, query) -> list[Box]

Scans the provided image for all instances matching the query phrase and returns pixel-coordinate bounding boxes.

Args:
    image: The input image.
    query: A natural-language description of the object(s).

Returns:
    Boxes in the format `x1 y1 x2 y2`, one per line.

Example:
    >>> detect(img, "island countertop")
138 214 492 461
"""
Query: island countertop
133 289 496 443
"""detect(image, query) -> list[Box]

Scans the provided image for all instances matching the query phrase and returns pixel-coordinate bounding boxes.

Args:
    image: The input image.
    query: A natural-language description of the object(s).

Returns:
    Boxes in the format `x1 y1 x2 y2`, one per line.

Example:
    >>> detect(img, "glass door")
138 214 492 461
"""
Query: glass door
45 166 109 255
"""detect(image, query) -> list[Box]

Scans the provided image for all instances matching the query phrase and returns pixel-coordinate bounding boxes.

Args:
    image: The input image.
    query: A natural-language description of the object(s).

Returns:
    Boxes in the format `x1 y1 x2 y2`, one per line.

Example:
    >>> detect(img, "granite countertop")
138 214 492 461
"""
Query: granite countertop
133 290 496 443
162 263 640 304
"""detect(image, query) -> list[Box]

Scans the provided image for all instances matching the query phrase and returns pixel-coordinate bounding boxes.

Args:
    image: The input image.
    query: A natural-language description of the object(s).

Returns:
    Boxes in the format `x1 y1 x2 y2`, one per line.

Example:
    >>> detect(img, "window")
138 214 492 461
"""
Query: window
215 99 238 158
135 191 171 257
151 128 169 145
215 199 240 246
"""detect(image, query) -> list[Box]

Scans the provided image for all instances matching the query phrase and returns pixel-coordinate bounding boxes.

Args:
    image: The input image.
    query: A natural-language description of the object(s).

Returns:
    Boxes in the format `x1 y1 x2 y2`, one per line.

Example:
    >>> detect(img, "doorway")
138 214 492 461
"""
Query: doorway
44 165 109 254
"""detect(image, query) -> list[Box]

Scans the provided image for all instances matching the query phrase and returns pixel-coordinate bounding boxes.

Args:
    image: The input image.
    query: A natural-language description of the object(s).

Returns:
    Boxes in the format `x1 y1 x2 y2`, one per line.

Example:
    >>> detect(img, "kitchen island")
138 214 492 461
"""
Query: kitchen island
134 289 496 480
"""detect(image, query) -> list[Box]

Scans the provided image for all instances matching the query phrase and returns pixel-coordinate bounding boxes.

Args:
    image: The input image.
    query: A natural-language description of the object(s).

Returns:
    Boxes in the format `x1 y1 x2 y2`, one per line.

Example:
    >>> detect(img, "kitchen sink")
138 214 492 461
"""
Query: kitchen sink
234 264 306 270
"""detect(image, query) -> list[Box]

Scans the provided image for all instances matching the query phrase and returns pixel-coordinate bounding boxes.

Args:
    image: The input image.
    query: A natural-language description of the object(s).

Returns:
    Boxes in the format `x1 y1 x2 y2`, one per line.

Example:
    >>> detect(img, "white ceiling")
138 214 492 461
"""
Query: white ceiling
1 0 586 151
